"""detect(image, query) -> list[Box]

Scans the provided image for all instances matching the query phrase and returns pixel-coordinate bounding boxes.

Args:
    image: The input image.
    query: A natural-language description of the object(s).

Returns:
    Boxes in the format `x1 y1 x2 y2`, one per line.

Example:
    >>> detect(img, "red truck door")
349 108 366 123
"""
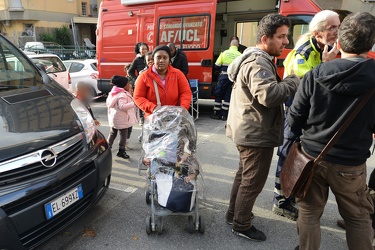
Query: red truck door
153 0 217 98
137 7 155 51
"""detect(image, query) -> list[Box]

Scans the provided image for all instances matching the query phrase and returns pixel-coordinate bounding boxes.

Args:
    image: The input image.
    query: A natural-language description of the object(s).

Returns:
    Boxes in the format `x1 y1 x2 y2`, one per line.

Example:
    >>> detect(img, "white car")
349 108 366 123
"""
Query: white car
63 59 100 96
28 54 71 90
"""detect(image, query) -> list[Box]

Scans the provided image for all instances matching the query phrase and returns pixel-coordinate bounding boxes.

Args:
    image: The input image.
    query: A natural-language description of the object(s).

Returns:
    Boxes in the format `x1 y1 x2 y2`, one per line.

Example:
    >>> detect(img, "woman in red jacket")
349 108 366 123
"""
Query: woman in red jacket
134 45 192 117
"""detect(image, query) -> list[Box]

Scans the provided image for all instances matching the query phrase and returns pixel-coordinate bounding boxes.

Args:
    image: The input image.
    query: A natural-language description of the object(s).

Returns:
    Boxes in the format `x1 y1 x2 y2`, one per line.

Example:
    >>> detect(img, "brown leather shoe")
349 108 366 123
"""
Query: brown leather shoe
337 219 346 229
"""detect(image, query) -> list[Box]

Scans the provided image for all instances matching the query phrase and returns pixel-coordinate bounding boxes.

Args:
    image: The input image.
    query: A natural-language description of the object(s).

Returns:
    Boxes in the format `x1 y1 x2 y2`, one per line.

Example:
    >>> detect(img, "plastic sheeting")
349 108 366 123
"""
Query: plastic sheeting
140 106 200 177
140 106 203 212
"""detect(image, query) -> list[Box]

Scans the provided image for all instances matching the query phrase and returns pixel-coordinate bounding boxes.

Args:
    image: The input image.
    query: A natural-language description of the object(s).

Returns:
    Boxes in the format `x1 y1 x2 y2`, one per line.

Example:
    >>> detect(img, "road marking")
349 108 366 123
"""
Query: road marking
198 122 225 145
109 182 138 193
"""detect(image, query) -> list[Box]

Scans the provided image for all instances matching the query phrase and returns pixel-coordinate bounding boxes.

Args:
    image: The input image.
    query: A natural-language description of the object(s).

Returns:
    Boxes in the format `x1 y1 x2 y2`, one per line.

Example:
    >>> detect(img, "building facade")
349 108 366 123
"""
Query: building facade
0 0 102 48
316 0 375 15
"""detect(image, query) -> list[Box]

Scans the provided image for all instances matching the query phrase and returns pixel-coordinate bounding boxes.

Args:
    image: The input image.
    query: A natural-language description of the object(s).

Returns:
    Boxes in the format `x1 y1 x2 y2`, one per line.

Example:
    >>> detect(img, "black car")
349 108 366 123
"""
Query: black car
0 35 112 249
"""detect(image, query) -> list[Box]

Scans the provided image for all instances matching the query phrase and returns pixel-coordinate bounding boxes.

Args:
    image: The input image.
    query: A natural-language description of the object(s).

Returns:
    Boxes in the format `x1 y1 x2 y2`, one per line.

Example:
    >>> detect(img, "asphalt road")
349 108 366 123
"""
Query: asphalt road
38 99 375 250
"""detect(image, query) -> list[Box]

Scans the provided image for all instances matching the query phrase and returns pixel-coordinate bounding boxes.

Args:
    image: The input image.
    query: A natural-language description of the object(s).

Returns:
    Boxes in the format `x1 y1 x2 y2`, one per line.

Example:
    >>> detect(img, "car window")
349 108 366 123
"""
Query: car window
0 36 42 89
63 61 72 70
90 63 97 71
70 62 85 73
31 57 66 74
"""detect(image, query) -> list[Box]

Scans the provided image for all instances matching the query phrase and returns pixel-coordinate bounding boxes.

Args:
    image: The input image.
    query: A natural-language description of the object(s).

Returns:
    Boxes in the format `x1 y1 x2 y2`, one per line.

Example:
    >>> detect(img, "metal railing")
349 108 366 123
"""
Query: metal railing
23 45 96 60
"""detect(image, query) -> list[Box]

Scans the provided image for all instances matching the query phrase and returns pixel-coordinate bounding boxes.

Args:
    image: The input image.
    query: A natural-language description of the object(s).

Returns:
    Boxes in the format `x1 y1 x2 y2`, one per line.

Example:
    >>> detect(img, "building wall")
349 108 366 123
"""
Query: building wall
341 0 375 13
0 0 102 47
316 0 375 16
315 0 342 10
22 0 78 15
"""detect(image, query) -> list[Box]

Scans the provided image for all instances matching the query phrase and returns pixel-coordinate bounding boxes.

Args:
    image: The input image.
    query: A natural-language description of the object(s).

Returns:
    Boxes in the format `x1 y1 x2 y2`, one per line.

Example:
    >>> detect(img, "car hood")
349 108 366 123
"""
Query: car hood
0 85 82 162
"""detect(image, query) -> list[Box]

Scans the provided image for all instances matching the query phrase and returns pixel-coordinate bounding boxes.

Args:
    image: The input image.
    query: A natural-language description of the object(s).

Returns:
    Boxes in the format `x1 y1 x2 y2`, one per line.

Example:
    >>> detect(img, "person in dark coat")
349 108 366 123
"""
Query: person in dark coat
128 42 149 81
167 43 189 77
288 12 375 250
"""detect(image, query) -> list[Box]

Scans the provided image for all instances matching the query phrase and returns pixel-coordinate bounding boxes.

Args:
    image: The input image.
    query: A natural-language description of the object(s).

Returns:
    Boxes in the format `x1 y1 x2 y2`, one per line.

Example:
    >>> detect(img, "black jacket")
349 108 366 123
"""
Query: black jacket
128 55 146 80
238 44 247 54
171 49 188 76
288 57 375 166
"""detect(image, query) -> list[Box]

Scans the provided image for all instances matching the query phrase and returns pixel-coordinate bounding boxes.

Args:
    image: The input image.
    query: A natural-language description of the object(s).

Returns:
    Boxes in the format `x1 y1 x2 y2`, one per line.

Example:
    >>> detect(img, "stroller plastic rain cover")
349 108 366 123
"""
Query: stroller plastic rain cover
139 106 202 212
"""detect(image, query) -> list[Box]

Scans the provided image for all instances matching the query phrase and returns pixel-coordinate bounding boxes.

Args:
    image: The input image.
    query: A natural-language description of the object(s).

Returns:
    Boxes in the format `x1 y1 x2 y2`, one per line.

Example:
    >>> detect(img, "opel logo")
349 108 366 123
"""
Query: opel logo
39 149 57 168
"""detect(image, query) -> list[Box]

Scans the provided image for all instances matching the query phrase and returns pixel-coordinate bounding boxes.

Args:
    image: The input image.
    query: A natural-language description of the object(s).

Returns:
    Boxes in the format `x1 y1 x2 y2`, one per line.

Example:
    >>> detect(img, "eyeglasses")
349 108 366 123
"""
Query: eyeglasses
324 25 339 32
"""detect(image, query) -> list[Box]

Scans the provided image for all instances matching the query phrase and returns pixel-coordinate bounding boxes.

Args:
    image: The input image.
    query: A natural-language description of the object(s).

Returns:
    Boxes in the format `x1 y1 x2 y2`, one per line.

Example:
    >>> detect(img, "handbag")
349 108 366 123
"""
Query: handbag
280 89 375 199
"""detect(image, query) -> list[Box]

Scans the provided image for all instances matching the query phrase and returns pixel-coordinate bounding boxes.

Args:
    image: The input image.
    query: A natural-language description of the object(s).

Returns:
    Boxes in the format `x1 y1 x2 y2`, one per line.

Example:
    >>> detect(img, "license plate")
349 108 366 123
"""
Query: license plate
45 185 83 220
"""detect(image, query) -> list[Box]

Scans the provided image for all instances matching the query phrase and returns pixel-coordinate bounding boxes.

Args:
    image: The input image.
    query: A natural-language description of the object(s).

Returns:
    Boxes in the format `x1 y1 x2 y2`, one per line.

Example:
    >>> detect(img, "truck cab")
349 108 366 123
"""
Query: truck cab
96 0 321 98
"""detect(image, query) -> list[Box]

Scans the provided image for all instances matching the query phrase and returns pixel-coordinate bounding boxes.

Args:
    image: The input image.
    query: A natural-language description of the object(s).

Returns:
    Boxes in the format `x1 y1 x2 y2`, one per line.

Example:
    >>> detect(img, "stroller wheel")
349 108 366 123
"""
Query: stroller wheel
146 216 152 234
156 217 163 234
198 216 205 234
145 189 151 205
187 216 195 233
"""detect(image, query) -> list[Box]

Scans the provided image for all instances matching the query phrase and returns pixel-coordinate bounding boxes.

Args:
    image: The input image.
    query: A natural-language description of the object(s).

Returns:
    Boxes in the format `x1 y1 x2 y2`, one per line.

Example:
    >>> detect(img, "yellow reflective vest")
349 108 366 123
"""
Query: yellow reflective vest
283 36 322 78
215 46 242 70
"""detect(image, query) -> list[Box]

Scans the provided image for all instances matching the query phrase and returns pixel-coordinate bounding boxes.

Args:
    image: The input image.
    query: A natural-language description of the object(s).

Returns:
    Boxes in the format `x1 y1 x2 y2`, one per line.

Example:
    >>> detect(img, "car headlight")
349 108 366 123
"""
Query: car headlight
71 99 96 143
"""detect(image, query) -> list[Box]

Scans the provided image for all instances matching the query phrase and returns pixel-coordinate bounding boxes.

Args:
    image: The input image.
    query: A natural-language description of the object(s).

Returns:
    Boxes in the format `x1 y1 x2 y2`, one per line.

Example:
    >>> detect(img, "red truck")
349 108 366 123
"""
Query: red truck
96 0 332 98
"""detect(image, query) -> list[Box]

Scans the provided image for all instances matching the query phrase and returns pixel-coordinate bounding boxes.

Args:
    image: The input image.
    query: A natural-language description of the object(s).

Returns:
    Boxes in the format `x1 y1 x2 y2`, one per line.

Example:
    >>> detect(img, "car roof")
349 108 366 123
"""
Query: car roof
25 42 44 45
28 54 63 59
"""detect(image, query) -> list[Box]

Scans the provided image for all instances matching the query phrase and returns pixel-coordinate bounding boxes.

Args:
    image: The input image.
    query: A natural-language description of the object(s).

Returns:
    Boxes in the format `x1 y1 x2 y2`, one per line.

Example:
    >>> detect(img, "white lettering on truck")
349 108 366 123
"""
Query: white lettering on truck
160 29 200 43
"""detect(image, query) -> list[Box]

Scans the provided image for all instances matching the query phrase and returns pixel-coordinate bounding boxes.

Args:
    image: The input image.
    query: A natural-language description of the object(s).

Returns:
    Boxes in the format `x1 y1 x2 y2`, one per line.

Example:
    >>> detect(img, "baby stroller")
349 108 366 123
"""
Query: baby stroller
139 106 205 234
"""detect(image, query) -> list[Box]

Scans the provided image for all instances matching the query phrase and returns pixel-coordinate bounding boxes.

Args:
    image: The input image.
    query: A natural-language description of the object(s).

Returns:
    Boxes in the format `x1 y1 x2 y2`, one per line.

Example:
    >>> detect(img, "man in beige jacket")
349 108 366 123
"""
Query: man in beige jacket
225 14 300 242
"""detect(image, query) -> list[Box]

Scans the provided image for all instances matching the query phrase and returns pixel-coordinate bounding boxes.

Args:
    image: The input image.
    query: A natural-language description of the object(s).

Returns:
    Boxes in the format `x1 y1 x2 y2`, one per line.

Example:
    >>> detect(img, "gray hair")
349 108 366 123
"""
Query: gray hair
309 10 339 33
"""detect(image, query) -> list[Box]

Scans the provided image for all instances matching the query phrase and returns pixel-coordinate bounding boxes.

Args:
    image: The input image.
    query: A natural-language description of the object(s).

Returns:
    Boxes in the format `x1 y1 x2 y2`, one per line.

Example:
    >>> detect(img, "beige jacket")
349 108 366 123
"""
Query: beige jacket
226 47 299 147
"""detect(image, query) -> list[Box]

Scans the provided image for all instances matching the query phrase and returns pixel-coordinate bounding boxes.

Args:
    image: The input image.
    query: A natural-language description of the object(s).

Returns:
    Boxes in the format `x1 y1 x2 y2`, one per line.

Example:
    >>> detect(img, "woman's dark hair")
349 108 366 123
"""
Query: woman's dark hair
152 45 172 60
134 42 149 54
256 14 291 43
339 12 375 55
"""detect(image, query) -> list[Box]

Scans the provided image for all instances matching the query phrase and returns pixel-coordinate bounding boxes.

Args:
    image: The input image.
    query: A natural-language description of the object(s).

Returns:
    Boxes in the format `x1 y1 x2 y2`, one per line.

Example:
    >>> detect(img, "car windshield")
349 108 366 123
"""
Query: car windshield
31 57 66 73
0 36 42 90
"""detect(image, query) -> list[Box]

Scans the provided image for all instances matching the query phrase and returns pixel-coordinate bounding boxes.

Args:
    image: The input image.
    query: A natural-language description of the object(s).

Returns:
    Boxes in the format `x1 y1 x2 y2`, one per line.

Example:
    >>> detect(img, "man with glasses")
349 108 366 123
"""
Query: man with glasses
289 12 375 249
273 10 340 221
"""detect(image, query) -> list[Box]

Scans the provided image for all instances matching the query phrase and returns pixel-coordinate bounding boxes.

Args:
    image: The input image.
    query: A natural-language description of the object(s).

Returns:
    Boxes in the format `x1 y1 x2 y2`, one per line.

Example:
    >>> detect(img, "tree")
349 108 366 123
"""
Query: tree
52 25 72 46
39 25 72 45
